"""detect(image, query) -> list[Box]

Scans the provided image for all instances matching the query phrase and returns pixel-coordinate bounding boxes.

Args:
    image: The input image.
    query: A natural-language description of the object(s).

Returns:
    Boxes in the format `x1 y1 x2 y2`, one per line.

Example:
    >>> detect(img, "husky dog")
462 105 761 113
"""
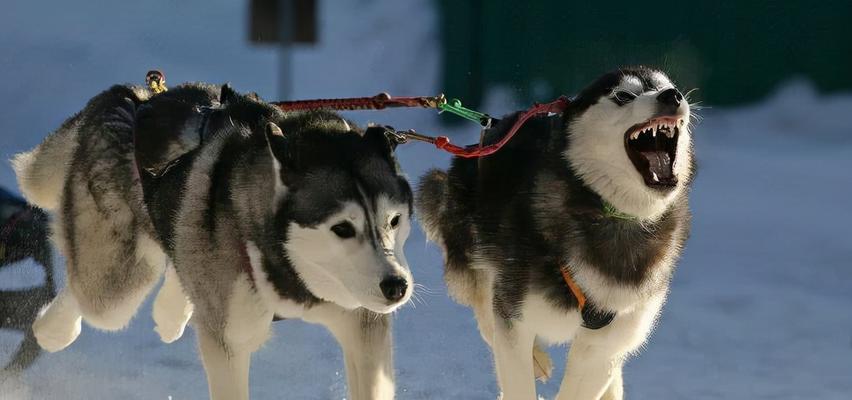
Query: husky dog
12 82 414 400
417 67 694 399
0 186 55 372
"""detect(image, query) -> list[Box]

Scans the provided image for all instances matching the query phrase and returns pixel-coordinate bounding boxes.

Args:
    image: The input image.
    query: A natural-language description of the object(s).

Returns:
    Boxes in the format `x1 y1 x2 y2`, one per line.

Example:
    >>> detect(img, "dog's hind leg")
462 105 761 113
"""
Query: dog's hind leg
32 288 82 352
152 262 193 343
70 232 165 332
492 318 537 400
470 288 496 348
305 304 395 400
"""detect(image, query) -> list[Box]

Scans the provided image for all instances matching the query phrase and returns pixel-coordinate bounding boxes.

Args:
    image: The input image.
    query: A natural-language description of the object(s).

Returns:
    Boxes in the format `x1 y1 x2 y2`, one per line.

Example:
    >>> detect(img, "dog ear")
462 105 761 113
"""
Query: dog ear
263 121 297 171
264 121 288 158
364 125 398 155
267 121 284 138
220 84 240 104
262 121 294 190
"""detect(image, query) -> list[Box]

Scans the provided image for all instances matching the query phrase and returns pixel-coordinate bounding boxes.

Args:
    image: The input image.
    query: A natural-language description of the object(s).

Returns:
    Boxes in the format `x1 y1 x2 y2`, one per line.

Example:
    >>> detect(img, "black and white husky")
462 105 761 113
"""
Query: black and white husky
417 67 694 399
12 82 414 399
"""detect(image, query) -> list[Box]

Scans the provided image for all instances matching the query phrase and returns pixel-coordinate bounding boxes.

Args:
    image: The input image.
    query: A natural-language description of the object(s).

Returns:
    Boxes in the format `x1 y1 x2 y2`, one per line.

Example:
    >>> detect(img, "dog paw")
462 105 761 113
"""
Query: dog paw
153 318 189 344
32 312 81 353
152 300 192 343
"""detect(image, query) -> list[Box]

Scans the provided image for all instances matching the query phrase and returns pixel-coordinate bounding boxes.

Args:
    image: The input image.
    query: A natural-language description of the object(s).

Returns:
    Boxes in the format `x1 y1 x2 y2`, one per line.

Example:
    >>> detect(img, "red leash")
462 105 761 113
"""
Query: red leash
274 93 572 159
145 71 572 159
272 93 445 111
431 96 571 158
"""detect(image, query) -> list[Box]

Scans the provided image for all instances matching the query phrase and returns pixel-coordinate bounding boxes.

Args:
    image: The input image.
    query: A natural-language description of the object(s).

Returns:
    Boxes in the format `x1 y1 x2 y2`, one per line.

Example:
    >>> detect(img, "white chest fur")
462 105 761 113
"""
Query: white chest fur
245 241 307 319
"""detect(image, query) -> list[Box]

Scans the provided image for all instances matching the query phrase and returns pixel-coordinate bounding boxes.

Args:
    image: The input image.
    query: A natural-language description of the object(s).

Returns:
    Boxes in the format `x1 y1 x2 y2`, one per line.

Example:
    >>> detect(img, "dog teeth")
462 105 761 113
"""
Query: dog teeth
631 119 682 142
652 172 659 182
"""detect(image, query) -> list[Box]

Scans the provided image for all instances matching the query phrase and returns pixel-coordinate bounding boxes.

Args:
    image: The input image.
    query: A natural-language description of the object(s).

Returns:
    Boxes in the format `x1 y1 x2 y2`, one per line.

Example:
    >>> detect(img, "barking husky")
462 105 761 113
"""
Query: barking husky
417 67 694 399
12 82 413 400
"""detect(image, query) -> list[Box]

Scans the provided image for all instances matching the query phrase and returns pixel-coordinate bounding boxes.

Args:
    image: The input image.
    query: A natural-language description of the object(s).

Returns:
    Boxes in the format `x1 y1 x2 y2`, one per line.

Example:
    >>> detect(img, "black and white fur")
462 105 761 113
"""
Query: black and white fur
12 83 414 400
417 67 694 399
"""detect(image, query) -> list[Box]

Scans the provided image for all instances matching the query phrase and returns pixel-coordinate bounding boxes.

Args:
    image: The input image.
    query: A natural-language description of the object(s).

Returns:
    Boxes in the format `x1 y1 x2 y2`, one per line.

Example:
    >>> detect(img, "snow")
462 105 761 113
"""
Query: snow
2 1 851 399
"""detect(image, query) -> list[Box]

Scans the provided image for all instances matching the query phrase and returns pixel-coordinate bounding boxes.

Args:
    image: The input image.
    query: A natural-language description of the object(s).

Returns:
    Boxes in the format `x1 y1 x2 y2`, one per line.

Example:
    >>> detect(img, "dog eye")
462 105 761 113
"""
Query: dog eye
331 222 356 239
389 214 401 229
612 91 637 105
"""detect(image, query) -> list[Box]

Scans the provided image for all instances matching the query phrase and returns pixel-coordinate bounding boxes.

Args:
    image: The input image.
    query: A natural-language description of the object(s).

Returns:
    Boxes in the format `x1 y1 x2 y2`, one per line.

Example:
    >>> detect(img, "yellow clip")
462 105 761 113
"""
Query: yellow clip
145 70 167 94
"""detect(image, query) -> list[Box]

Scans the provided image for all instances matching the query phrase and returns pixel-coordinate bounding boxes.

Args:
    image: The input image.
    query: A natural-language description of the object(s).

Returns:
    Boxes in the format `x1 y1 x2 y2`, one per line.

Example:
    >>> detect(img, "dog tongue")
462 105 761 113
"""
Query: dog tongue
641 151 673 178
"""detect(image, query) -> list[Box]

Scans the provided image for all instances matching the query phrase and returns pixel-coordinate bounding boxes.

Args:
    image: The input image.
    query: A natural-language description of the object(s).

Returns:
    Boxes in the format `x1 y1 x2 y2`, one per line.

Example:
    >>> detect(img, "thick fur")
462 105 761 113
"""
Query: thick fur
417 67 694 399
14 83 413 400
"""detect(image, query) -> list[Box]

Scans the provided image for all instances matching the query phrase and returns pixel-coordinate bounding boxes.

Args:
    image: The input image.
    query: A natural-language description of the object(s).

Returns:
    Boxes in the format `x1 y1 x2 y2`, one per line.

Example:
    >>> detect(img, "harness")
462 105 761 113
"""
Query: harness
142 70 618 329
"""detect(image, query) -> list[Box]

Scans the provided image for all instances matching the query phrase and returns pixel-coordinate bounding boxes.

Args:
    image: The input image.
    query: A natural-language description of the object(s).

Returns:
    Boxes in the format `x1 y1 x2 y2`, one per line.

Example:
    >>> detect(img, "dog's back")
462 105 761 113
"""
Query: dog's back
12 83 225 350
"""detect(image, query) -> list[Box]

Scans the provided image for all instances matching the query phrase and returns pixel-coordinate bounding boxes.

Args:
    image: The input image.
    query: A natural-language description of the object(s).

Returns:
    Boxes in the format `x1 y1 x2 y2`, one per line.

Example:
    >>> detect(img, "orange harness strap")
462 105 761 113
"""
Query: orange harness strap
560 267 587 311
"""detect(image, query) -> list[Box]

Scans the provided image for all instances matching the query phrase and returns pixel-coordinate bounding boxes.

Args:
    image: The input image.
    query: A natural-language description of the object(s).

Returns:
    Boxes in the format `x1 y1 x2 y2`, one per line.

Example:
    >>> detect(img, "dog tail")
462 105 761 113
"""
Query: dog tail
12 85 150 211
12 117 82 211
415 169 449 244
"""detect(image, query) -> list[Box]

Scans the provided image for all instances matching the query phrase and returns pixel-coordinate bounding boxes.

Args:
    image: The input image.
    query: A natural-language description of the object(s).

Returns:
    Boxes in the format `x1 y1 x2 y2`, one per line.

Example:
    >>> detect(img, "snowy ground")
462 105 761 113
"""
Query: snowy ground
1 1 851 399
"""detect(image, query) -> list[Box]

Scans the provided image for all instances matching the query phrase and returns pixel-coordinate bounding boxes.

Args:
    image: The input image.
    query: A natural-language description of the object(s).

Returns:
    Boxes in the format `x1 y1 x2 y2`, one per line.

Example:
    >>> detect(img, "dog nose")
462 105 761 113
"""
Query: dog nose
379 276 408 302
657 88 683 107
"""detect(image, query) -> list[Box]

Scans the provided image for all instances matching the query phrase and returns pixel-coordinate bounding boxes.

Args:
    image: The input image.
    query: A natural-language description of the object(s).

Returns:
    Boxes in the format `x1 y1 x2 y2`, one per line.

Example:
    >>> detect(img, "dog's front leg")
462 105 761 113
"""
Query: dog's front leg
555 333 623 400
492 319 537 400
556 296 663 400
197 330 253 400
306 304 395 400
600 361 624 400
196 277 273 400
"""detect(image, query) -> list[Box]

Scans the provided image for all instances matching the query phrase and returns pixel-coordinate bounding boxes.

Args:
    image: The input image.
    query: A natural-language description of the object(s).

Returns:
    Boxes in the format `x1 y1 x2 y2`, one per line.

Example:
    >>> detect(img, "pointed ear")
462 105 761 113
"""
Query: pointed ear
364 124 398 154
266 121 284 138
264 121 289 165
220 84 239 104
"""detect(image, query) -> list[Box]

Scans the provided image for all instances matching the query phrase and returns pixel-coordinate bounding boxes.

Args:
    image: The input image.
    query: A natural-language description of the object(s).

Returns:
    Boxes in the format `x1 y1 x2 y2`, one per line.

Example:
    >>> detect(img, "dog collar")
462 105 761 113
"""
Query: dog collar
560 267 616 329
602 201 637 221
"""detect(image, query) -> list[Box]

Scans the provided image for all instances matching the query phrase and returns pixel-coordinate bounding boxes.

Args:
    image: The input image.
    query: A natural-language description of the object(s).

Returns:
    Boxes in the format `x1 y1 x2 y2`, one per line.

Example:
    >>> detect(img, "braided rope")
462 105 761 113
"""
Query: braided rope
273 93 445 111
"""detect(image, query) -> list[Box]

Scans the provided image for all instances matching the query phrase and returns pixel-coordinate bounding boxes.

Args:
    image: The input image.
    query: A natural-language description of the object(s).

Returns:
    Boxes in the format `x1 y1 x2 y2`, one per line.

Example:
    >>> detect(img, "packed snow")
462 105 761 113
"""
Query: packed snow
1 1 850 399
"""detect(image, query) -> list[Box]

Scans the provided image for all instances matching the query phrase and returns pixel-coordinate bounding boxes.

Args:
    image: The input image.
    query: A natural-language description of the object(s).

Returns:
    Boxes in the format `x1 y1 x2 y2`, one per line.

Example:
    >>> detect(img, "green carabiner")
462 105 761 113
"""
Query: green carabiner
438 98 492 127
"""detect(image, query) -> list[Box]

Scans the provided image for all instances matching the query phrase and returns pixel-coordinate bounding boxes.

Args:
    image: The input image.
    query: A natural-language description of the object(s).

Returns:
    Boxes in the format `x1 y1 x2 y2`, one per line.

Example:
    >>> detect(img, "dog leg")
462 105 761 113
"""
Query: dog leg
555 333 622 400
305 304 395 400
492 319 537 400
197 276 272 400
556 297 662 400
471 295 496 348
532 339 554 382
31 288 82 352
197 330 253 400
600 361 624 400
152 263 193 343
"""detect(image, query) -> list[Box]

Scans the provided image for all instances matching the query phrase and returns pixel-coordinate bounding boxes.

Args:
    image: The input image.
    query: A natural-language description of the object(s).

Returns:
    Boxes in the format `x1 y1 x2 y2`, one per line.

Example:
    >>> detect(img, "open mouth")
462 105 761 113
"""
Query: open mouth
624 116 684 189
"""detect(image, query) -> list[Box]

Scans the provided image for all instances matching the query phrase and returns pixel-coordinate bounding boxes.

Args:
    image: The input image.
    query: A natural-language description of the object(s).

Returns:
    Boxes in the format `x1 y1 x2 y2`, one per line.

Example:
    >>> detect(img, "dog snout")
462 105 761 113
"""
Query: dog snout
657 88 684 107
379 276 408 302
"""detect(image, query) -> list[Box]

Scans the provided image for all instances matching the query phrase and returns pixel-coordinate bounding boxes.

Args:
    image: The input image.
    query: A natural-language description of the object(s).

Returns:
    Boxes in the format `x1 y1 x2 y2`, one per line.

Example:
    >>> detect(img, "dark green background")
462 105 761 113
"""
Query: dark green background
438 1 852 109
